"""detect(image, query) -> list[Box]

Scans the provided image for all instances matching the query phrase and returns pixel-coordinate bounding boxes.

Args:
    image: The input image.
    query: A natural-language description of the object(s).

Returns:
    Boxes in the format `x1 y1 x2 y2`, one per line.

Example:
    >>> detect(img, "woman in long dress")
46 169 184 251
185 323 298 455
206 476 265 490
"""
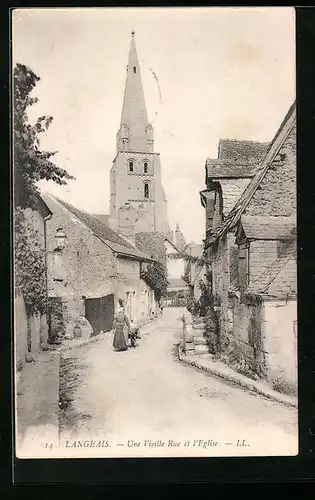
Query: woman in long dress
112 305 130 351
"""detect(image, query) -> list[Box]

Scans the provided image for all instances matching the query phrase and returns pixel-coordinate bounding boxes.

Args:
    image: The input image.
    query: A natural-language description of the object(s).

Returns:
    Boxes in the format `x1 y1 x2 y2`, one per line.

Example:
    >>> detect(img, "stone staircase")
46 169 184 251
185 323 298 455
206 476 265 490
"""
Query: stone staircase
193 335 209 355
181 312 209 355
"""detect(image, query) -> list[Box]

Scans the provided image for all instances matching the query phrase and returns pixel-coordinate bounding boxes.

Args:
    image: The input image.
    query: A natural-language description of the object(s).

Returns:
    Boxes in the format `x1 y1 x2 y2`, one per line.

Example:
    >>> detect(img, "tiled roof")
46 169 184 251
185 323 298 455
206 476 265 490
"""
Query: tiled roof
165 237 181 253
207 102 296 245
92 214 109 225
218 139 269 163
135 232 166 262
246 239 296 297
33 190 52 217
240 215 296 240
182 242 204 258
205 159 257 179
55 198 153 261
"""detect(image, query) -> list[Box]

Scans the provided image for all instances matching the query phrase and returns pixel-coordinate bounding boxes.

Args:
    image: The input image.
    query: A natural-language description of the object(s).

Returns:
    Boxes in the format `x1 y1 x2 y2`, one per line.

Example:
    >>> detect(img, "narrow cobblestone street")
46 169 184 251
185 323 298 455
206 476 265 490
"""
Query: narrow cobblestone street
59 308 298 458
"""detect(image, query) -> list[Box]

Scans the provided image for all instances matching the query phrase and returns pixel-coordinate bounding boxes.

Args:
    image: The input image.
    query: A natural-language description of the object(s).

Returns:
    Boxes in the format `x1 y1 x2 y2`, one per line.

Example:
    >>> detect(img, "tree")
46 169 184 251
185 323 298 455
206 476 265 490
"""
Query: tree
14 207 48 316
13 63 74 209
13 63 74 320
140 261 169 302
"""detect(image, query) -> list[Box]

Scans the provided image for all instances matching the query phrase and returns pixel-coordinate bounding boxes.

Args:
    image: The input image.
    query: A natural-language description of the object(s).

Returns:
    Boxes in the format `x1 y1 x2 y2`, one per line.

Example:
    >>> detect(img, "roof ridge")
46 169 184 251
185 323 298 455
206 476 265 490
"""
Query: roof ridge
218 138 270 145
211 103 296 241
207 158 260 165
50 196 153 261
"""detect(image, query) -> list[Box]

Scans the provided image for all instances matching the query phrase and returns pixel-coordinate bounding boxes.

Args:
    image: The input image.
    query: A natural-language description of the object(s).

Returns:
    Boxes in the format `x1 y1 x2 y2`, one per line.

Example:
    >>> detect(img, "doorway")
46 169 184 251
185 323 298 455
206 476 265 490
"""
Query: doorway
85 294 115 335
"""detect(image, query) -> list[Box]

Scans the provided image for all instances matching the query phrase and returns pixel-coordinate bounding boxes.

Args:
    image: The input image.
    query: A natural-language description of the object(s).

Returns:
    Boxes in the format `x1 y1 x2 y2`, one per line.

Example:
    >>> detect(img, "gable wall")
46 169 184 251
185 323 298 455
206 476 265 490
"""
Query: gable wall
267 254 297 296
44 197 118 306
246 124 296 217
249 240 278 284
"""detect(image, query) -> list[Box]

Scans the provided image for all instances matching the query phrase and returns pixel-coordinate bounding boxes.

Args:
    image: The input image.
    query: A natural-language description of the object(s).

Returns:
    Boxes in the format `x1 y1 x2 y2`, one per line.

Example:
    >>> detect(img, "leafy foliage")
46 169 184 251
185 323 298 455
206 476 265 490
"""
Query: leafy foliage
140 261 169 302
14 208 47 315
13 63 74 209
184 268 220 354
186 287 198 315
13 63 73 327
167 251 208 266
48 297 65 344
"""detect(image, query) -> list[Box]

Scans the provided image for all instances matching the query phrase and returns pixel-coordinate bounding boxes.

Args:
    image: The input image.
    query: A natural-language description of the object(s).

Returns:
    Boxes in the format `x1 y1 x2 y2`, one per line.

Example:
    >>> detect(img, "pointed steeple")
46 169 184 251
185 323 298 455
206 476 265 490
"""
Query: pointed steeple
117 32 154 153
175 223 186 251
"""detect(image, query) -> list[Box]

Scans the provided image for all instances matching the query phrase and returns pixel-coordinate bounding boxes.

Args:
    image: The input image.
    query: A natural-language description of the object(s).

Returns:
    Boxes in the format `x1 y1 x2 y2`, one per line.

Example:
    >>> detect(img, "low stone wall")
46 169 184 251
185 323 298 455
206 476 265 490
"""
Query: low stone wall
226 294 297 395
15 294 28 371
261 299 297 396
226 294 265 378
15 294 49 369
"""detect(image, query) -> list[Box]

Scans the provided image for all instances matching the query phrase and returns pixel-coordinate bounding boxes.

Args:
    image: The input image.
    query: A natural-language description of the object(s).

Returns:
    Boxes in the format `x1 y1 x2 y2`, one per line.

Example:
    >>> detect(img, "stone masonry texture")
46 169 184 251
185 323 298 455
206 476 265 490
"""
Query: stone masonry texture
247 124 296 217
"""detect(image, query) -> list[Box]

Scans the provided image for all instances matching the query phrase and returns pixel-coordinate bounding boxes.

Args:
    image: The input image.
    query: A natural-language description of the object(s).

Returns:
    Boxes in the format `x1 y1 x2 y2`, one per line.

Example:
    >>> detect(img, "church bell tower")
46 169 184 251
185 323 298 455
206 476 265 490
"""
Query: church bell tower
109 32 170 236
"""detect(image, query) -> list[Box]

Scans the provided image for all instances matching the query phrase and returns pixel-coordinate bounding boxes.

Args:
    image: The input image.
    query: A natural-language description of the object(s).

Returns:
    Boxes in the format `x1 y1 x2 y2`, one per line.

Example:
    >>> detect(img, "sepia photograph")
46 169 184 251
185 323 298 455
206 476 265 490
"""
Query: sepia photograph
12 7 297 459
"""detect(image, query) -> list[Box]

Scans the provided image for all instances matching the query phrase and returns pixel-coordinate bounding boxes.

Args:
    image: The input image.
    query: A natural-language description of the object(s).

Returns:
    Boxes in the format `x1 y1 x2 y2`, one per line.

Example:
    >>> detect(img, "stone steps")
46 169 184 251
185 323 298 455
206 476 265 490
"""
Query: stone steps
194 344 209 355
185 341 195 352
194 336 208 346
192 324 204 332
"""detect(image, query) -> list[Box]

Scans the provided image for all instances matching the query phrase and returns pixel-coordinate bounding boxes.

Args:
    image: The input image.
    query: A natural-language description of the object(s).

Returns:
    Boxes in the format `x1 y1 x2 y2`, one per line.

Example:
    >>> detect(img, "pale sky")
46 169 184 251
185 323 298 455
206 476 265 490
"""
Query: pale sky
12 7 295 243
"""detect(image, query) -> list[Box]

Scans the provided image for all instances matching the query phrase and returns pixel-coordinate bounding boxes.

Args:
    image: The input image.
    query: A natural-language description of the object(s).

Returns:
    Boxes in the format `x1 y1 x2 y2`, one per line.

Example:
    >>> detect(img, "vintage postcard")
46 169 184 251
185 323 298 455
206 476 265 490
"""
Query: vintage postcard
12 7 297 459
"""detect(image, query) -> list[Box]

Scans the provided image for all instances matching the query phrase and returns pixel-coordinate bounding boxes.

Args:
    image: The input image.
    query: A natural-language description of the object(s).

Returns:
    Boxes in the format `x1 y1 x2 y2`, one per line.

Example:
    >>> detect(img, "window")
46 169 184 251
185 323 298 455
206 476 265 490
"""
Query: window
144 162 148 173
129 161 134 172
133 66 136 73
144 183 149 199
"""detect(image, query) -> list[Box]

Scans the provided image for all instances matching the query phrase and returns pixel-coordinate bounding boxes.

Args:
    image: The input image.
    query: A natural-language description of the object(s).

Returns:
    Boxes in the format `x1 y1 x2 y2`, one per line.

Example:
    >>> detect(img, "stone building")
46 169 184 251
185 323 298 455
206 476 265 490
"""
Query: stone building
15 193 51 368
201 102 297 395
42 193 157 339
182 242 205 302
108 31 170 236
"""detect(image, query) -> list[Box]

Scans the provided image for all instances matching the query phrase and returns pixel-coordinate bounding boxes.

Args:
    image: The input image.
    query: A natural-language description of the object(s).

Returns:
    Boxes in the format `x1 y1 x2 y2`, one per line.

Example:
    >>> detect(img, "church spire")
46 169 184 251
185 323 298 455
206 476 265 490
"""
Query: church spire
117 32 153 153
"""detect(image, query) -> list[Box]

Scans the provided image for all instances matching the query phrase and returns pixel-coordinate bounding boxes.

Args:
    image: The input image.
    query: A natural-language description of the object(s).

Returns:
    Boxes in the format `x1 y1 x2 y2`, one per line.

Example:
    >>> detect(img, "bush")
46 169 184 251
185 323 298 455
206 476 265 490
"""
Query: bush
140 261 168 302
14 208 48 316
186 287 198 315
204 306 220 354
48 298 65 344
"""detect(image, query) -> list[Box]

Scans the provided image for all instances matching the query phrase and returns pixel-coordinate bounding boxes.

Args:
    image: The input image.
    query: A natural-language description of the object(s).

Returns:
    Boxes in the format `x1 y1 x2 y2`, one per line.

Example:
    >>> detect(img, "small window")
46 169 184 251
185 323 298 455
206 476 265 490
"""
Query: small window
144 162 148 173
144 183 149 199
133 66 136 73
129 161 134 172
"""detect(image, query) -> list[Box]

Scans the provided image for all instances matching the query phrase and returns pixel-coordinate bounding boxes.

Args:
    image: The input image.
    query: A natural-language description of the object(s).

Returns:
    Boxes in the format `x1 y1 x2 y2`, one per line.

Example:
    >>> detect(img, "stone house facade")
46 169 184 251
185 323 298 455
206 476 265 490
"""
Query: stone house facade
42 193 157 339
201 102 297 395
200 138 269 345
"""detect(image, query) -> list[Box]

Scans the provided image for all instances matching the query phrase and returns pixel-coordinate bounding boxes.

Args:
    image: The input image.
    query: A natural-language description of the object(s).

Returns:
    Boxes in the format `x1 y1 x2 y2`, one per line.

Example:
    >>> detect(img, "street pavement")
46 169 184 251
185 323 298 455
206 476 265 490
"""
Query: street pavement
59 307 298 458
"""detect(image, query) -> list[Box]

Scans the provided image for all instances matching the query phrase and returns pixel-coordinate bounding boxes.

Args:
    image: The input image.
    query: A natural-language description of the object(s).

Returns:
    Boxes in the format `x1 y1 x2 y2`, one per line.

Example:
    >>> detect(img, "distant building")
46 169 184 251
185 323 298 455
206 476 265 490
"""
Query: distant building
182 242 205 303
201 103 297 395
164 237 189 306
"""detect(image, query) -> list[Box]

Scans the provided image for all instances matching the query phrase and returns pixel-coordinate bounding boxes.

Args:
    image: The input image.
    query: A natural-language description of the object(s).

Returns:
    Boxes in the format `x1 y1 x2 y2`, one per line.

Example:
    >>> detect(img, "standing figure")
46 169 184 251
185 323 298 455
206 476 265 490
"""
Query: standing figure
112 300 130 351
